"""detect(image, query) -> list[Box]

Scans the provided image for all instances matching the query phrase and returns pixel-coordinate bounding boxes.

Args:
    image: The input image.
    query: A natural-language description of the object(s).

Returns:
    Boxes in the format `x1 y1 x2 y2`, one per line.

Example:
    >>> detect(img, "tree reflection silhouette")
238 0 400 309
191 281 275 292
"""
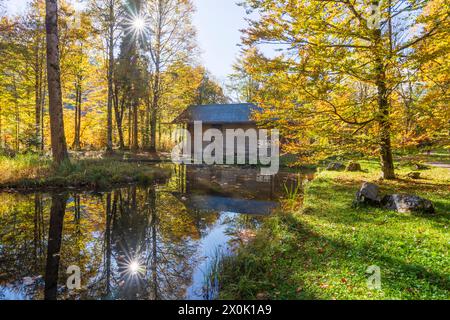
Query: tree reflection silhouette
44 193 68 300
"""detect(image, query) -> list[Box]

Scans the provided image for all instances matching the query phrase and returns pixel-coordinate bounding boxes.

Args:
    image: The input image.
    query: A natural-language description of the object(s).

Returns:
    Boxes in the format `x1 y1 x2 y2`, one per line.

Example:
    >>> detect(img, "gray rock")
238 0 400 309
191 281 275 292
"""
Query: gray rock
346 162 362 172
406 172 421 179
355 182 381 206
382 194 435 214
327 162 346 171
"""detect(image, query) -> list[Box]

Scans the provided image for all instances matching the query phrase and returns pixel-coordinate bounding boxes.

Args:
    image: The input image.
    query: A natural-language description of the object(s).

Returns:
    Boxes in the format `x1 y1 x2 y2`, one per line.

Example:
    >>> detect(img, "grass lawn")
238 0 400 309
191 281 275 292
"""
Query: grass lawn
0 153 170 190
219 160 450 300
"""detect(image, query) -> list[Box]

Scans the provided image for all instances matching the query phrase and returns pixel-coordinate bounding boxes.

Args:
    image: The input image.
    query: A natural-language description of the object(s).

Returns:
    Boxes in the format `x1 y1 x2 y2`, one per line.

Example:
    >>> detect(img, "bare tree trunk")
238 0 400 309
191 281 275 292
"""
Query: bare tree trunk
378 89 395 180
374 30 395 180
106 2 114 153
143 95 150 149
149 66 160 153
77 84 82 147
113 83 125 149
73 81 81 150
41 80 46 151
35 41 42 151
45 0 69 164
150 97 158 153
128 104 132 148
131 100 139 152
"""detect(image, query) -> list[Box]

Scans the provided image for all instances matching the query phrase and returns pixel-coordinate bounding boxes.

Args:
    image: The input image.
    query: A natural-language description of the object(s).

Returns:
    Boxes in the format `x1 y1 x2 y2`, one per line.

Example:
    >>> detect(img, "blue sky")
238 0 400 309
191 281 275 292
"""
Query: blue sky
194 0 249 80
6 0 249 80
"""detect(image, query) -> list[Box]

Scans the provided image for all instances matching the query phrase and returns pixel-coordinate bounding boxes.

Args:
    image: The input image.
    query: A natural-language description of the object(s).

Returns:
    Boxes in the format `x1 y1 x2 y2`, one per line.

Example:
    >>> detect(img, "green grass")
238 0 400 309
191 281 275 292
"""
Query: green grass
219 160 450 300
0 154 170 190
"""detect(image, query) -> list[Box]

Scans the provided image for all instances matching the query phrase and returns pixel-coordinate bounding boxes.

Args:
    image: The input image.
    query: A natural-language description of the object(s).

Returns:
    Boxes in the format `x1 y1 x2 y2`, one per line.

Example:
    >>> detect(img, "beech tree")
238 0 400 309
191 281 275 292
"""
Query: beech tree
238 0 449 179
90 0 123 152
45 0 69 163
143 0 196 152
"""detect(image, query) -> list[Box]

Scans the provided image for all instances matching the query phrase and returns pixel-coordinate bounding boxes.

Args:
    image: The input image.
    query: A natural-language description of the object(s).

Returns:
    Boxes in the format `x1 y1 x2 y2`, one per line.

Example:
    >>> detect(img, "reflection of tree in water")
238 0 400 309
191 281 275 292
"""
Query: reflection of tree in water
0 193 49 299
0 182 232 300
97 186 200 300
44 193 68 300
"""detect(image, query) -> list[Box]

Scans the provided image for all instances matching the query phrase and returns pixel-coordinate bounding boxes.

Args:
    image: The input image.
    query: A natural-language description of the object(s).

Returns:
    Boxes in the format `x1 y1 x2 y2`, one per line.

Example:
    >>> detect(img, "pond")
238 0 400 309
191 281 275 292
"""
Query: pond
0 165 314 300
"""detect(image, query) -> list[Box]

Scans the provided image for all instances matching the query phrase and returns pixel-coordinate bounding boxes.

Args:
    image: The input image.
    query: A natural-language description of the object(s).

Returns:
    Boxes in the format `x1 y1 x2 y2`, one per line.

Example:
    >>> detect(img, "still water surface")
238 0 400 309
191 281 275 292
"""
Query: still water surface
0 165 313 300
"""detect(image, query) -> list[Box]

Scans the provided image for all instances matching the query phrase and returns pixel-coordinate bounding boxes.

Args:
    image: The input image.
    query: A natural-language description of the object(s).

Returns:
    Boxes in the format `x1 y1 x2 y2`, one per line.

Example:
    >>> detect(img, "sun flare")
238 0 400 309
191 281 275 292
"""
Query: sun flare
132 17 146 31
128 260 143 275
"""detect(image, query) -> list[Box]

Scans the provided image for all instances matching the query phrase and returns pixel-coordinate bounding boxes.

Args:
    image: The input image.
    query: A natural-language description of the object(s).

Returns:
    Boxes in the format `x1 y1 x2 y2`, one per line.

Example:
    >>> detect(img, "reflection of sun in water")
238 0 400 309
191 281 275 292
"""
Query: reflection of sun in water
120 256 145 279
129 260 142 275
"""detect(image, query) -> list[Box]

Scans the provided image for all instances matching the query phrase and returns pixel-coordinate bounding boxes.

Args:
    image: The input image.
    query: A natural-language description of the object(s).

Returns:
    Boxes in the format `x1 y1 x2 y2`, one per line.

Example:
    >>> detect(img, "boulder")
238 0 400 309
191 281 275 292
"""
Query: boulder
406 172 421 179
381 194 435 214
355 182 381 206
346 162 362 172
327 162 346 171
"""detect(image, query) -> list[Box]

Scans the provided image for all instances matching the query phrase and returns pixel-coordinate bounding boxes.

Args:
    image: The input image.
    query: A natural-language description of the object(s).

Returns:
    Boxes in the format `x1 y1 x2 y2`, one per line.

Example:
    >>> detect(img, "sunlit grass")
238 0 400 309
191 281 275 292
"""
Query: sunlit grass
0 154 170 189
219 159 450 300
0 154 52 184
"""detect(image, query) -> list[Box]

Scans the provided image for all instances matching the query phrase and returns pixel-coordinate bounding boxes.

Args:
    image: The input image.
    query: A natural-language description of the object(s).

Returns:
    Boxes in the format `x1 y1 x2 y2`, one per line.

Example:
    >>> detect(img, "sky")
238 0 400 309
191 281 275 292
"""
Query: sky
5 0 250 81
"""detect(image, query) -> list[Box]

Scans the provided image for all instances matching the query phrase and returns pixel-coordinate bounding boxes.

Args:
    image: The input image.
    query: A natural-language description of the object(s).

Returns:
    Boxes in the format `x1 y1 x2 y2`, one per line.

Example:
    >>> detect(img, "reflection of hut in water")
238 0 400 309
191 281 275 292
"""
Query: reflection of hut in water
174 165 313 215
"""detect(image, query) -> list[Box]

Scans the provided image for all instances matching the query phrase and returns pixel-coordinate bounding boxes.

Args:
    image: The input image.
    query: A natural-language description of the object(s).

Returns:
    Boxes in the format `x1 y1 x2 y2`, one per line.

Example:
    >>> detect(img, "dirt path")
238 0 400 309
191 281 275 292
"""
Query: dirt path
426 162 450 169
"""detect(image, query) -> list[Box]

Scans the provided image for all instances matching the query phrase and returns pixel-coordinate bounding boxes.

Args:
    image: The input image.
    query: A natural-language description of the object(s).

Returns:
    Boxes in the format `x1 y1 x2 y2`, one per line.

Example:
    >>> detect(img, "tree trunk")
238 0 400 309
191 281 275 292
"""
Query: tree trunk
143 96 150 149
77 84 82 147
128 104 132 148
131 99 139 152
106 3 114 153
149 72 159 153
378 110 395 179
45 0 69 164
113 83 125 149
374 50 395 179
73 86 78 149
35 40 42 151
149 105 157 153
41 82 46 150
73 82 81 150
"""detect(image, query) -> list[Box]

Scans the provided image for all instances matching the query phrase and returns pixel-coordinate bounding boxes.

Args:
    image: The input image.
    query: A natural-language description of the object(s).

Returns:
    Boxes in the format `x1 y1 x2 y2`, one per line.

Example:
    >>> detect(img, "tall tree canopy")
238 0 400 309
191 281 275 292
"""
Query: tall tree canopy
0 0 227 155
236 0 449 178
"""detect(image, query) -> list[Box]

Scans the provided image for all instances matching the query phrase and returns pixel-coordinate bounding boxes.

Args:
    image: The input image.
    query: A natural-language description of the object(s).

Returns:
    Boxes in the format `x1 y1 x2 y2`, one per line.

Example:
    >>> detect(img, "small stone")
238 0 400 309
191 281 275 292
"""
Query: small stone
346 162 362 172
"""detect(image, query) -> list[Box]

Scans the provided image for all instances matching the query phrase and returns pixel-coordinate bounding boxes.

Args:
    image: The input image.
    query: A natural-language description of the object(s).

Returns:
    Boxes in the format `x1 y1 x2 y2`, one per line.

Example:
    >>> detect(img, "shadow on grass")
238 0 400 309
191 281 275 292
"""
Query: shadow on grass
220 172 449 300
220 211 449 300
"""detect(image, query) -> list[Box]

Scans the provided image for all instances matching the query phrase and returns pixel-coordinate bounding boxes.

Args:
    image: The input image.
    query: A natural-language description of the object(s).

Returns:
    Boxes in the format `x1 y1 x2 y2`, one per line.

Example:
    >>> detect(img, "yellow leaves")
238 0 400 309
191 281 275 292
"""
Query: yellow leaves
237 0 450 158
